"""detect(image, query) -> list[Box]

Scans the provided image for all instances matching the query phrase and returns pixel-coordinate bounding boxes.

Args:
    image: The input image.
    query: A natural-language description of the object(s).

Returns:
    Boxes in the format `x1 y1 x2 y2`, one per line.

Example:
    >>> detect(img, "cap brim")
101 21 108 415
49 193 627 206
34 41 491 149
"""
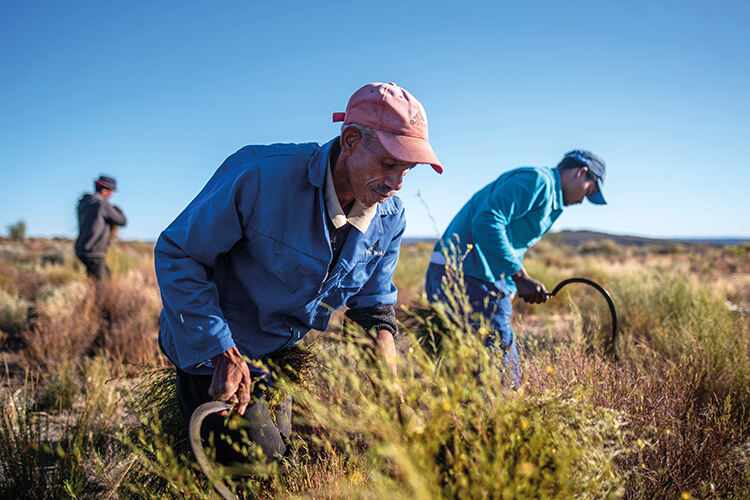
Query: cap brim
95 181 116 191
587 179 606 205
373 130 443 174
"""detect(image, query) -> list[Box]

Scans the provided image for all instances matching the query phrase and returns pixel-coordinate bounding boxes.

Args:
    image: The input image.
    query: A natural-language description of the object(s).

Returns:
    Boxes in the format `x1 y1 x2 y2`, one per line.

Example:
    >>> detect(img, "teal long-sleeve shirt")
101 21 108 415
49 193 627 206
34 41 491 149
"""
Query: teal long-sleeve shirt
434 166 564 295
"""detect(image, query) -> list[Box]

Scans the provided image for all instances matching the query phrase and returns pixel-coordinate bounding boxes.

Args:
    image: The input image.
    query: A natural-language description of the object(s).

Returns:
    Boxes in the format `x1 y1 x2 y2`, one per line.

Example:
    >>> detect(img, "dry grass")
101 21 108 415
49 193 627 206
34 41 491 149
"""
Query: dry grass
0 236 748 498
0 289 29 338
23 281 100 369
94 270 166 370
0 239 167 373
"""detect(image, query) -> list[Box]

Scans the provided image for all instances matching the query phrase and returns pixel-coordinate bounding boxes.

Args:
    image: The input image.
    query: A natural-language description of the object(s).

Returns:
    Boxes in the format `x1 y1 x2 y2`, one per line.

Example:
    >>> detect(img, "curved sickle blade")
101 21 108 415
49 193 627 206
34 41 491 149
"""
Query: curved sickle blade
189 401 237 500
547 278 618 359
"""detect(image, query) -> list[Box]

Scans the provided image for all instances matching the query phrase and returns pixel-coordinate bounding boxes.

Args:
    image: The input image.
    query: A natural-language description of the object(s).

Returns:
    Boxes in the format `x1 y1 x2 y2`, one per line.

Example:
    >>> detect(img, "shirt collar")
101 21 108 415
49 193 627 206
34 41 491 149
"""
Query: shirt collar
551 167 564 211
324 147 377 233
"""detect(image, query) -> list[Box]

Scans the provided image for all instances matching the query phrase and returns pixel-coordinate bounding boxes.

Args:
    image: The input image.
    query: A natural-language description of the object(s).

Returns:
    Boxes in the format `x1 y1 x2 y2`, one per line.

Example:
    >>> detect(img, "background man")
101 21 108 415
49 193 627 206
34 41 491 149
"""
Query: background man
75 175 127 280
425 150 607 386
155 82 442 463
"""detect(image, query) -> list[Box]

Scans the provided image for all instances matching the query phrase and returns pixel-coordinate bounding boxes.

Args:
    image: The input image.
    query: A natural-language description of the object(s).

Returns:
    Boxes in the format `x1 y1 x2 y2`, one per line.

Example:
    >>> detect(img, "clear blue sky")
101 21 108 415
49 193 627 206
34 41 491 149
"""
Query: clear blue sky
2 0 748 241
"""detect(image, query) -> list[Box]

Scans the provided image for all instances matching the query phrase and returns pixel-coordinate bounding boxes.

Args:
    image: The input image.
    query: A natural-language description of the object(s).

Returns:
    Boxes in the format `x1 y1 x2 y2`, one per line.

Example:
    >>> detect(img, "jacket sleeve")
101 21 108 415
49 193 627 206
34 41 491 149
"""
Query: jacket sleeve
345 305 397 335
470 171 547 279
104 204 127 227
154 160 260 369
345 208 405 311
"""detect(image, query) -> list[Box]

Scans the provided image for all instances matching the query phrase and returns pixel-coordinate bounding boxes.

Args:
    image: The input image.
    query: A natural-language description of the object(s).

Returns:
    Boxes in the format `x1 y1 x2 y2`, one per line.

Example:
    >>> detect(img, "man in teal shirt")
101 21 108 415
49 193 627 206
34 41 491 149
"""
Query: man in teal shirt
425 150 607 385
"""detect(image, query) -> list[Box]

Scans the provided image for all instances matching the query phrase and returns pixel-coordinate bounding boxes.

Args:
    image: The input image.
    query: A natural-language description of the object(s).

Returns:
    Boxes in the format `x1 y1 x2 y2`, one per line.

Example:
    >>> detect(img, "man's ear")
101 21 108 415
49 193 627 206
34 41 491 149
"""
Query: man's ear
340 126 362 153
577 166 589 178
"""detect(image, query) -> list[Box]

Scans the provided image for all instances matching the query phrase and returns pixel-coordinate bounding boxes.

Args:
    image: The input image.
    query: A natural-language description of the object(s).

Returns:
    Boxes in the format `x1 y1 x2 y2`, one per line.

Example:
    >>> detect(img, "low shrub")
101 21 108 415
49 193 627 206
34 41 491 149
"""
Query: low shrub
6 221 26 240
95 271 165 370
0 381 89 498
292 338 628 498
0 288 29 336
106 244 150 277
527 344 750 498
36 362 80 412
614 273 750 414
37 265 84 288
23 281 100 369
578 238 624 257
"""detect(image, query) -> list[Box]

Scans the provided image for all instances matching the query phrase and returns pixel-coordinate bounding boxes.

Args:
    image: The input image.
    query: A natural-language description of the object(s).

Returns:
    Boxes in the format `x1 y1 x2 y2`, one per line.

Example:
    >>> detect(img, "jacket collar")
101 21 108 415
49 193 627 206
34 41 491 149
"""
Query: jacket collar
308 137 338 188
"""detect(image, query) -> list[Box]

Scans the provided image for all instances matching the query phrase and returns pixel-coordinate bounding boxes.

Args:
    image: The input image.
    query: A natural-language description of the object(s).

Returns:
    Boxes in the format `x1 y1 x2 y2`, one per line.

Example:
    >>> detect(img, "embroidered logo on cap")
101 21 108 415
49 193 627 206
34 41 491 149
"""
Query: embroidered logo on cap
409 109 427 127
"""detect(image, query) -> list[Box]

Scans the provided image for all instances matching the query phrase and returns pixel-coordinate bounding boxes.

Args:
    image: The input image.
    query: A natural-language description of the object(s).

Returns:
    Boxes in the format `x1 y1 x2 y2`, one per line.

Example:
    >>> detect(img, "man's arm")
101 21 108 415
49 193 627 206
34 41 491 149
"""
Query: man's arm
344 211 424 429
471 170 550 303
104 203 127 227
346 305 402 397
376 328 405 403
345 206 405 394
155 157 260 408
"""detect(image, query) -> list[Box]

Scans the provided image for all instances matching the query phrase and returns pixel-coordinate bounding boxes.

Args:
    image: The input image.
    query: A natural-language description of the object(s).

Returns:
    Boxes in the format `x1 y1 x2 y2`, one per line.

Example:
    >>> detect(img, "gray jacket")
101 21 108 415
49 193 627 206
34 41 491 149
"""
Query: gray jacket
75 193 127 257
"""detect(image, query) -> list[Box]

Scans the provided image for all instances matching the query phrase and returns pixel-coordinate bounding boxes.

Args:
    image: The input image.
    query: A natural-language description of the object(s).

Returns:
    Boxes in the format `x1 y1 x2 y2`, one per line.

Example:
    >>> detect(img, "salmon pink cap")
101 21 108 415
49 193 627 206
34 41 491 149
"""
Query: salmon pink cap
333 82 442 173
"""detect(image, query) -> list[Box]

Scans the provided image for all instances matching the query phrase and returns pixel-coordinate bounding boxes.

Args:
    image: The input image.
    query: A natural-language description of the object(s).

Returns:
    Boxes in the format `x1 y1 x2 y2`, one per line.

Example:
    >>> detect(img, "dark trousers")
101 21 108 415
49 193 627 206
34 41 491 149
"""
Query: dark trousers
424 263 520 387
176 368 291 465
77 255 110 280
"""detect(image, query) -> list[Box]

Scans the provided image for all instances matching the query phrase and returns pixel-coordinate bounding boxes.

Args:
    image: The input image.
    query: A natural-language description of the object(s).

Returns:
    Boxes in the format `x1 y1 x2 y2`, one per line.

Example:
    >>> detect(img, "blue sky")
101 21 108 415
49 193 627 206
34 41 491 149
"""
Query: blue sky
1 0 748 241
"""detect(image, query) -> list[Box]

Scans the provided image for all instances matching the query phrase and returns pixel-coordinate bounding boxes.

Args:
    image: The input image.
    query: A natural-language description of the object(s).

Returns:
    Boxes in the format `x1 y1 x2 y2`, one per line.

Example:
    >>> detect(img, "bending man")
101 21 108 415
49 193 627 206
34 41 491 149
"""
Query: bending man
425 151 607 386
155 83 442 463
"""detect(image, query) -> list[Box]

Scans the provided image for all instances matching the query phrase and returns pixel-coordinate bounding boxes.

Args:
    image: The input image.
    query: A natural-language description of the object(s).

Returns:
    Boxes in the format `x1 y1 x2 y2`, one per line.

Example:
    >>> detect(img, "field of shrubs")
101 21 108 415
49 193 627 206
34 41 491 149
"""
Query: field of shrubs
0 234 748 499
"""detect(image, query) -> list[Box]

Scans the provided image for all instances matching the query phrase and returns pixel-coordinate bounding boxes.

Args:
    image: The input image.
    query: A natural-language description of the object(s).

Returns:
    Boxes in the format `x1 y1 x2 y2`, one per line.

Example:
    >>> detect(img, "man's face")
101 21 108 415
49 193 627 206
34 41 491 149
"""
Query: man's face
562 167 599 206
340 131 416 208
100 188 114 200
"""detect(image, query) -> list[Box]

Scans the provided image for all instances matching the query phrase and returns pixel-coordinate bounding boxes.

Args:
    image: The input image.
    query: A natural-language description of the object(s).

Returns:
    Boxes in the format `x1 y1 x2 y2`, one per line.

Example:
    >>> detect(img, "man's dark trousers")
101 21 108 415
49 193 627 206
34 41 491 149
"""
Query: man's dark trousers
176 368 291 465
77 255 110 281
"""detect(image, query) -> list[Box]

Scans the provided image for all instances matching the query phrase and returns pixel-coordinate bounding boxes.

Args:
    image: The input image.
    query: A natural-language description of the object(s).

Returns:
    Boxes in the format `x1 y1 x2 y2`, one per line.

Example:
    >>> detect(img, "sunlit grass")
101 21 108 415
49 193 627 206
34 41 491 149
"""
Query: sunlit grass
0 237 748 497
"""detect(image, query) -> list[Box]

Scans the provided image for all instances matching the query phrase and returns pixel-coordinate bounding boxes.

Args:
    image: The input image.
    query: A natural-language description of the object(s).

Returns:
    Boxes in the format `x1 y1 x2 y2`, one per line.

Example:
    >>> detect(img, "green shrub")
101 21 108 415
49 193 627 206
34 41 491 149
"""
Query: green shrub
578 239 624 257
614 273 750 411
36 363 81 412
284 281 629 499
38 265 83 287
0 381 91 498
115 368 239 499
0 288 28 335
106 245 151 276
7 220 26 240
724 242 750 257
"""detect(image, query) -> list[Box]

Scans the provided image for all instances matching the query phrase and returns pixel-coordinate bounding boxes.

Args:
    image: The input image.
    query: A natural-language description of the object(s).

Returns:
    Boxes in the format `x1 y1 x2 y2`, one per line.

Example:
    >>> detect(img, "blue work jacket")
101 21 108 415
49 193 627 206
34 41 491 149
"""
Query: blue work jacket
434 166 563 294
155 138 405 374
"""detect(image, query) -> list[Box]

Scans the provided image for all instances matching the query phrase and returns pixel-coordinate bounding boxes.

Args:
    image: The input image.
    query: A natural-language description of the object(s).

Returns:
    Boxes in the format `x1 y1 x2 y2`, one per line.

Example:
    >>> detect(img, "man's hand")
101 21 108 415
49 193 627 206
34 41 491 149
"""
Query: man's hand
512 268 549 304
208 346 252 416
375 330 425 432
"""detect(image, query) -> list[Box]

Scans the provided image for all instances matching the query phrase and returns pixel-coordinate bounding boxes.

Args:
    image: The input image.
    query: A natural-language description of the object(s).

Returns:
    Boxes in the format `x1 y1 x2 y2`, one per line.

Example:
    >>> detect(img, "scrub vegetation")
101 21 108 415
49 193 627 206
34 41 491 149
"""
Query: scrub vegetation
0 235 748 498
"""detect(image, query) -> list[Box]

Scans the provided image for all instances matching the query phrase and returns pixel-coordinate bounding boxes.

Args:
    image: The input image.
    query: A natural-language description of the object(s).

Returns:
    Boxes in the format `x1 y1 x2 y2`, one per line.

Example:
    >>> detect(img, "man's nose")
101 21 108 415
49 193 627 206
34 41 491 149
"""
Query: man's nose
385 172 404 191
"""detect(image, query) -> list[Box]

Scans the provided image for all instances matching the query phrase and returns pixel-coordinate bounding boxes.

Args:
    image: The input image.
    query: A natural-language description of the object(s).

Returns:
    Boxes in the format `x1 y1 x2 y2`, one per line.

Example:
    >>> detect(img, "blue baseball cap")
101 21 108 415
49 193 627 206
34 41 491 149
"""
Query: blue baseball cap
561 150 607 205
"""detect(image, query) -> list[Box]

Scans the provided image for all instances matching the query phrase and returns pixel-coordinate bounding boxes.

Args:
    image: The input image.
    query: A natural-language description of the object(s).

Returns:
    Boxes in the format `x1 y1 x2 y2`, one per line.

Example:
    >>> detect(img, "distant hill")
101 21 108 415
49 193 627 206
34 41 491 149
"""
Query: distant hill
403 231 750 248
553 230 750 248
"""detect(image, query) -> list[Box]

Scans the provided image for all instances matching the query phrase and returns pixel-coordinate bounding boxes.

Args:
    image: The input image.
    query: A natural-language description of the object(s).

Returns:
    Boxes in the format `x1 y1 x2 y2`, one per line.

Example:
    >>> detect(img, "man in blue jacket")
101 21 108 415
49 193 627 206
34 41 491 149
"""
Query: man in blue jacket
425 151 607 386
155 82 441 462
